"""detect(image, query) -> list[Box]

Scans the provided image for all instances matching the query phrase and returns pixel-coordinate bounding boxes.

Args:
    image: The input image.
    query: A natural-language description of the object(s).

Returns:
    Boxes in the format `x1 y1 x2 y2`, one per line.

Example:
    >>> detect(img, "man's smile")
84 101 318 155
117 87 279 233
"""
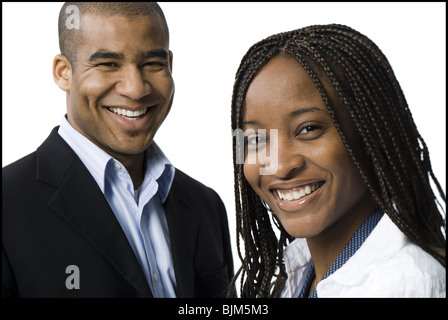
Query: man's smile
106 106 150 121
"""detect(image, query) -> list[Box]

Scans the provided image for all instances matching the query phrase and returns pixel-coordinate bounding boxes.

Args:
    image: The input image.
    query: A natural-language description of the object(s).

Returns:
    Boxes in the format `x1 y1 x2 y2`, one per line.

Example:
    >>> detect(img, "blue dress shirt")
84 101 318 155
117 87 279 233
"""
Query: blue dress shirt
58 116 176 297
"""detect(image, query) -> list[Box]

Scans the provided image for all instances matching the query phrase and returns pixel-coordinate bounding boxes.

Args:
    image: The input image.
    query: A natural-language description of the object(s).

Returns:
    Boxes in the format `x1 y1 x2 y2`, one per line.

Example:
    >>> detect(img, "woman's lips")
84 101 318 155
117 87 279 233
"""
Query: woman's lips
271 180 325 212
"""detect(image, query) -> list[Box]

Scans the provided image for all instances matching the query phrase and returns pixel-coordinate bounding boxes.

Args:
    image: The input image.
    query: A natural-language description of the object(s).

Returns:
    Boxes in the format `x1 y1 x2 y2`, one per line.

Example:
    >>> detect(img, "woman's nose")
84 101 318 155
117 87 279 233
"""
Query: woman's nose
269 136 306 179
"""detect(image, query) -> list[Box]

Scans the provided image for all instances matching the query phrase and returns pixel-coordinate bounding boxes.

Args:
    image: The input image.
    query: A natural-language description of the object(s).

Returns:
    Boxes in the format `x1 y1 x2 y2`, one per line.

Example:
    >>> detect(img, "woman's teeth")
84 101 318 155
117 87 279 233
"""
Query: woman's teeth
276 182 323 201
108 107 148 120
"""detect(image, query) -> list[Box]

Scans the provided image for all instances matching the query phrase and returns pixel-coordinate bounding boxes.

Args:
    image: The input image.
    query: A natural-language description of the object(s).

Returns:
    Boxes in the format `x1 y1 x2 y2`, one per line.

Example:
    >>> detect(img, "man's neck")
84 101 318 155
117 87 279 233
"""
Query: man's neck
114 152 146 190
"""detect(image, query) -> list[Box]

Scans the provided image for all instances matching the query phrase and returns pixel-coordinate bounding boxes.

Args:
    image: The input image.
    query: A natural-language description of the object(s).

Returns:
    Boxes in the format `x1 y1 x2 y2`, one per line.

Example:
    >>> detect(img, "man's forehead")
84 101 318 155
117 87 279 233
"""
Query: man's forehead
77 13 168 46
79 12 158 29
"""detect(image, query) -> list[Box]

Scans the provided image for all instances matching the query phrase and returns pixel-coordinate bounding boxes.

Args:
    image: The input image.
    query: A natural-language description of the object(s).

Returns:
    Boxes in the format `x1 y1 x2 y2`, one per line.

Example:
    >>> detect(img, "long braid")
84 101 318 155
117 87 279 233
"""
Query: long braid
303 25 446 263
315 25 446 263
229 35 294 297
229 24 446 298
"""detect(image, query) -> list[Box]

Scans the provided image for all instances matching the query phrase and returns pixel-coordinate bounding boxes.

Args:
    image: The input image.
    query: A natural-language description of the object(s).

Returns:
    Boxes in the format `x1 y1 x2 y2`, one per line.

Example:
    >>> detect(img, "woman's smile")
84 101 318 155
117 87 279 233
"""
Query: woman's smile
272 180 325 212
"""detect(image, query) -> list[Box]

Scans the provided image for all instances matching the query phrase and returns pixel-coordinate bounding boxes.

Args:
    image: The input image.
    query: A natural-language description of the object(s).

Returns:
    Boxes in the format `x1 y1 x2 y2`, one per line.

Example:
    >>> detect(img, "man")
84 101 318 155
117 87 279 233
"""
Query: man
2 2 233 298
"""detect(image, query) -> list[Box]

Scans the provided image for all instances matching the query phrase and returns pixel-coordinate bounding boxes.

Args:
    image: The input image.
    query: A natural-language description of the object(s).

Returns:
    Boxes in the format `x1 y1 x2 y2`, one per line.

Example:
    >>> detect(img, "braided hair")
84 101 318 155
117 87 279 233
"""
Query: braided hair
229 24 446 298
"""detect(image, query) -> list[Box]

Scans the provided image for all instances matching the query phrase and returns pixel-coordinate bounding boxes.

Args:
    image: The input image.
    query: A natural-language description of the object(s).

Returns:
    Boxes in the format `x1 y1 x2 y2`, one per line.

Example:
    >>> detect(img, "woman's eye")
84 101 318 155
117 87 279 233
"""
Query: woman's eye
299 125 319 134
246 135 267 147
294 122 330 139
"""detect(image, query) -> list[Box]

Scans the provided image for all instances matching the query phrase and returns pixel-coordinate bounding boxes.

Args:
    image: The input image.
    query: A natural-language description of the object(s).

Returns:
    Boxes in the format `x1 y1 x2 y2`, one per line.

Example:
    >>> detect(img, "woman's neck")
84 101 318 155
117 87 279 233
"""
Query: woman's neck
306 197 377 283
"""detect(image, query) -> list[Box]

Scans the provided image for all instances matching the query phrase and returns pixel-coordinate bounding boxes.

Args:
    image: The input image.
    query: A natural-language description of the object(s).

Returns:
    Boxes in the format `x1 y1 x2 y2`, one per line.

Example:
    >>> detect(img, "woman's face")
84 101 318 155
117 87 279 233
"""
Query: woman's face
242 54 375 239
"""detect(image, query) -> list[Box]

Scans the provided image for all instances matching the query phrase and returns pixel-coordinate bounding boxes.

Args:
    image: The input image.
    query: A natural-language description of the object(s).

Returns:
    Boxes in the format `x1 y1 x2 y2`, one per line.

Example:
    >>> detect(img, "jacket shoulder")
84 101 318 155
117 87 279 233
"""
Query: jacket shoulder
173 169 224 204
2 127 66 188
2 152 37 190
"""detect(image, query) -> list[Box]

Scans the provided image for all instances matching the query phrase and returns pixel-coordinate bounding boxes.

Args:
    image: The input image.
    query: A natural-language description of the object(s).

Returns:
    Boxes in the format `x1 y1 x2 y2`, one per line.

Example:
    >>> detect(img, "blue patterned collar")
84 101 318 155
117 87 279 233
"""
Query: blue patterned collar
298 208 384 298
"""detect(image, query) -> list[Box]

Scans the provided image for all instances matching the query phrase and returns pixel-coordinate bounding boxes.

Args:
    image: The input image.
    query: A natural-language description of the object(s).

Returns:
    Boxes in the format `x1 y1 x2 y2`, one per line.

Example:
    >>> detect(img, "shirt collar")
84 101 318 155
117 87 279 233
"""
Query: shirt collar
283 209 385 272
142 141 174 203
297 208 384 298
58 115 112 193
327 212 408 286
58 115 174 200
282 210 408 297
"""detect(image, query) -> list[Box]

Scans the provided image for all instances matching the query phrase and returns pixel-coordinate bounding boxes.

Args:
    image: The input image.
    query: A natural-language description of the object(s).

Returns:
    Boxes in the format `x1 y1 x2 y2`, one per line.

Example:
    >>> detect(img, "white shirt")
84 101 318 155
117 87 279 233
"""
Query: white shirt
281 214 446 297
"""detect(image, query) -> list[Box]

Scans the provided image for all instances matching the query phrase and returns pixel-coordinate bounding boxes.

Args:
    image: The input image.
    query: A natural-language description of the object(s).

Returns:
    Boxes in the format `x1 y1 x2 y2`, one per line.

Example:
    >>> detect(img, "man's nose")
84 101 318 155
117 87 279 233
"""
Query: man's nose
116 67 152 100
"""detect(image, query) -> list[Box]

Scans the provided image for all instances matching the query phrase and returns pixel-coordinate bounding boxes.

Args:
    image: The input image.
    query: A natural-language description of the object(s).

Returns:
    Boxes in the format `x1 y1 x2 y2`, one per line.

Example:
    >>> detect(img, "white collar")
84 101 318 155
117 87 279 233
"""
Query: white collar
281 213 409 297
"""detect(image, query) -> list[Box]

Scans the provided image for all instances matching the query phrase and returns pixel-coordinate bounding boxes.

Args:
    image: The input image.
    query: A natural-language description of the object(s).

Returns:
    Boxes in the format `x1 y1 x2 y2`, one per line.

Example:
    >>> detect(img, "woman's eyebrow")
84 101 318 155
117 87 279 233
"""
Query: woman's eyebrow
289 106 326 117
242 120 258 127
243 106 326 127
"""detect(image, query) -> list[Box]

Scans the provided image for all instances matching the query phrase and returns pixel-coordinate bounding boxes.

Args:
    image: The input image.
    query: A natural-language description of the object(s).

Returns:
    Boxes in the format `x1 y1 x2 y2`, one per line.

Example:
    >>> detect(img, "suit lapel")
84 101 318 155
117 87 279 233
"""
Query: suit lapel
164 172 198 298
37 128 152 297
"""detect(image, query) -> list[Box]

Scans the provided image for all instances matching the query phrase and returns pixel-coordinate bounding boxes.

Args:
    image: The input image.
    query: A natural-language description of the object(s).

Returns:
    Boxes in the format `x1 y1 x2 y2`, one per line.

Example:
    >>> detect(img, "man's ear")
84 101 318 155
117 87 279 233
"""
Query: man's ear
53 54 72 92
168 50 173 73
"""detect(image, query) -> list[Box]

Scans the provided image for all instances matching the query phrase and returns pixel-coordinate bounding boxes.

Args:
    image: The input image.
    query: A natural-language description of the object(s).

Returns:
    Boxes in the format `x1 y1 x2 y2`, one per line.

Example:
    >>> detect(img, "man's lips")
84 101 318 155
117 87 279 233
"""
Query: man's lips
104 105 157 121
102 104 159 131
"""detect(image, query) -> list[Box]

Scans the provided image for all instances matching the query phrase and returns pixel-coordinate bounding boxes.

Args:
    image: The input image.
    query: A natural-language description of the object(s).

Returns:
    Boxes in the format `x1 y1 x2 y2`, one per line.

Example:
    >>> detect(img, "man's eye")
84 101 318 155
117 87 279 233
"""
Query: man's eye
97 62 118 68
143 61 167 68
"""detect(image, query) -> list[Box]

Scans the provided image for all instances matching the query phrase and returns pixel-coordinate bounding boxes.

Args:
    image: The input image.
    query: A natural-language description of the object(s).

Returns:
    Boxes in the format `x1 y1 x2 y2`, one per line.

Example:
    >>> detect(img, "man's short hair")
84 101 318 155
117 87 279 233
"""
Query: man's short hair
58 2 169 70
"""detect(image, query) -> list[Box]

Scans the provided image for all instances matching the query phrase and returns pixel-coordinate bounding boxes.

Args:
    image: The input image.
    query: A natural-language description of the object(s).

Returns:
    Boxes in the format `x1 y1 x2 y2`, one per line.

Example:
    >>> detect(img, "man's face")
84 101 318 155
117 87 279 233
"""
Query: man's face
66 13 174 159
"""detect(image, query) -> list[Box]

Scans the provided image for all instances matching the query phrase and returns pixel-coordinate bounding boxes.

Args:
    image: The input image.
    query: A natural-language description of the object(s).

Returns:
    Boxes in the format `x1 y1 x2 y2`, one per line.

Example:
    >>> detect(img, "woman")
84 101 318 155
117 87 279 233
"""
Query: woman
229 24 445 298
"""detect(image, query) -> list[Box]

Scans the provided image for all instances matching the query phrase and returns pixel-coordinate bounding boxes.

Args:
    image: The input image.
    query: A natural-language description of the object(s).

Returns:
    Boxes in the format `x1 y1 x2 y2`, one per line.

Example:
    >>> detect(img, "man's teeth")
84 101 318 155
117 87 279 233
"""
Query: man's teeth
108 107 148 118
276 182 323 201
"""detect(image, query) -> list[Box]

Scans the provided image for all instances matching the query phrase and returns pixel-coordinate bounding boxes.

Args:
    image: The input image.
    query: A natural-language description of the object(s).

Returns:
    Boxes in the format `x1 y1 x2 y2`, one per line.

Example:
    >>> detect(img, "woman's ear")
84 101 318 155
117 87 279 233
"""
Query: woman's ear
53 54 72 92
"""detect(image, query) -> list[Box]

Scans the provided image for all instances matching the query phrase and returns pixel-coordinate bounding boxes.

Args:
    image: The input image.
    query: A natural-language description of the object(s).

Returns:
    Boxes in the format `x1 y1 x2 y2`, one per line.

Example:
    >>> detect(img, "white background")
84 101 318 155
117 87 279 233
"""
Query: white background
2 2 446 272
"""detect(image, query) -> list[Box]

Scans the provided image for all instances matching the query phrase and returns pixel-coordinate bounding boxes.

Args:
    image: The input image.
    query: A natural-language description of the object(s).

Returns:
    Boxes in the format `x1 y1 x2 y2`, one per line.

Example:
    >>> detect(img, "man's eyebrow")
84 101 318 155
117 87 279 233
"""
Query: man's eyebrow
88 49 168 62
88 50 124 62
141 49 169 60
242 106 326 126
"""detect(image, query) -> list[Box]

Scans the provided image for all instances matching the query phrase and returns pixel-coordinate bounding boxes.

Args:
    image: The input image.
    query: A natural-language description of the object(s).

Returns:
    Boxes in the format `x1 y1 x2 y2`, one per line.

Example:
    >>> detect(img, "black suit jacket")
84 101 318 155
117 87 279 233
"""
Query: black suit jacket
2 127 233 298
